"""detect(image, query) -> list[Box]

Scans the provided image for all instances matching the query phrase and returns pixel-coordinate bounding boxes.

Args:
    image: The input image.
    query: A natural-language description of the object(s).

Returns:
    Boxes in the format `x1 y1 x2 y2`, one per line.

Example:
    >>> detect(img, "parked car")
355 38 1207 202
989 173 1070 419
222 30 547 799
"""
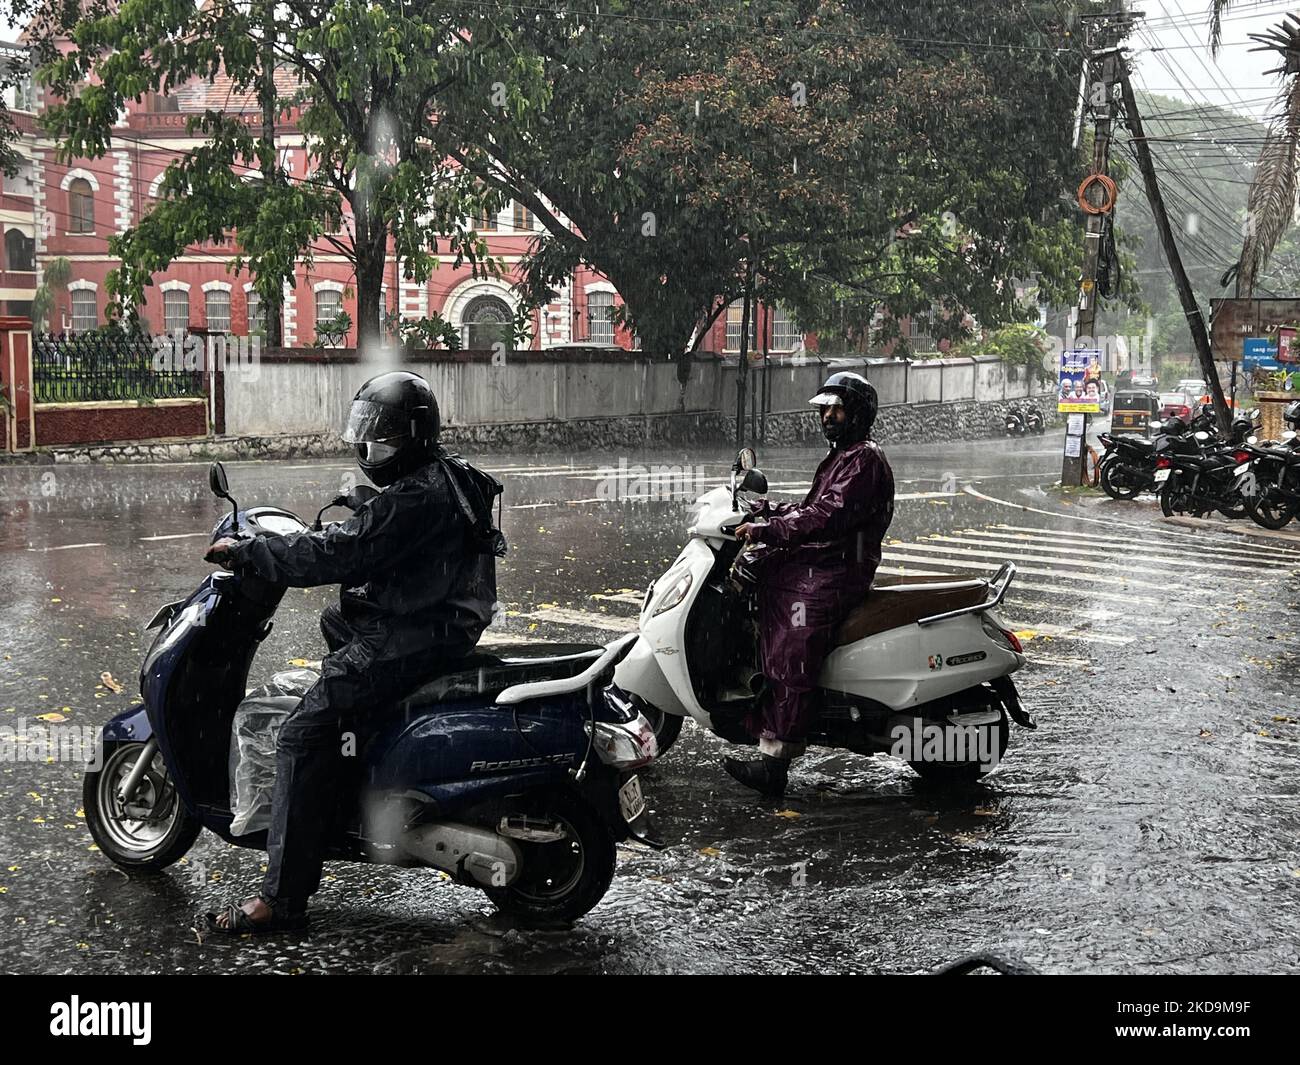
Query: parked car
1158 391 1194 425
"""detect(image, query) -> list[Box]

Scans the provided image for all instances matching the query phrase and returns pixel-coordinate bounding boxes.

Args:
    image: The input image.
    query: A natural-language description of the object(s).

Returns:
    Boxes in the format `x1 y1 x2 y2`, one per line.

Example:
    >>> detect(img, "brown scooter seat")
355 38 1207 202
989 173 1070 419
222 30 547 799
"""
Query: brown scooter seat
835 574 989 646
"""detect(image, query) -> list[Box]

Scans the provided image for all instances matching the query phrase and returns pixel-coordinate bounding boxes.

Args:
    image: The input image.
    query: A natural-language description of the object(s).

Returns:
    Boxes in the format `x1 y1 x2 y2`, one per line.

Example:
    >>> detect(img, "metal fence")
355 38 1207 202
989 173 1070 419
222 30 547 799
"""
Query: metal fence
32 330 205 403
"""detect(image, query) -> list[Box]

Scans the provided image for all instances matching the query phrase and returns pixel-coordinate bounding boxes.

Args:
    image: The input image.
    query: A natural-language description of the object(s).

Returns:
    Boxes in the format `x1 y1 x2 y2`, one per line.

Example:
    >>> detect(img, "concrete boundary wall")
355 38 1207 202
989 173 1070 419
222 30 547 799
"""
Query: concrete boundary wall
224 350 1046 438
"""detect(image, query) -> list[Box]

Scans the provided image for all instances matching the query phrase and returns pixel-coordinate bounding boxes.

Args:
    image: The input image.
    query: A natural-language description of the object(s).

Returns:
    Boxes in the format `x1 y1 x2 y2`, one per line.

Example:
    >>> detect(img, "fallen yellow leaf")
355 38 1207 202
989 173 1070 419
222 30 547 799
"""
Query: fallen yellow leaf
698 846 722 857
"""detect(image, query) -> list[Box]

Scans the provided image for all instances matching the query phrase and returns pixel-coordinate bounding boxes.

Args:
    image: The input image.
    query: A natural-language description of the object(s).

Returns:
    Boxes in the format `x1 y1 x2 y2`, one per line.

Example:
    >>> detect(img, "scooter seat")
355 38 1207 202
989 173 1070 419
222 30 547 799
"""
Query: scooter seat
398 643 605 707
835 575 989 645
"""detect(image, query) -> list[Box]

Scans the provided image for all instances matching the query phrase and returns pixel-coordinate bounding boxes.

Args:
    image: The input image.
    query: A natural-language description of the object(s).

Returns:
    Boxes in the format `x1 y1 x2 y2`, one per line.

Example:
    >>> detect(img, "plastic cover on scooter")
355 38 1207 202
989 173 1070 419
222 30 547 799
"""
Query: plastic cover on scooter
228 669 319 835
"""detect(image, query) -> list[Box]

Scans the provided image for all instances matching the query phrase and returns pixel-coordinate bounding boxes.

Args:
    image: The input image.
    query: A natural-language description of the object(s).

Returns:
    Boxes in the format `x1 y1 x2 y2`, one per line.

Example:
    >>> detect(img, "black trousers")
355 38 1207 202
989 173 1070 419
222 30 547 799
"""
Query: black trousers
261 605 467 901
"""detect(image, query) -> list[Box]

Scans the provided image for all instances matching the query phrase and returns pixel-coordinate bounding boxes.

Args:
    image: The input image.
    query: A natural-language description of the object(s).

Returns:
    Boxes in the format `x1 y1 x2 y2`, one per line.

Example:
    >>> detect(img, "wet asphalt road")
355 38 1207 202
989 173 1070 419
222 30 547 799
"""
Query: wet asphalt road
2 428 1299 974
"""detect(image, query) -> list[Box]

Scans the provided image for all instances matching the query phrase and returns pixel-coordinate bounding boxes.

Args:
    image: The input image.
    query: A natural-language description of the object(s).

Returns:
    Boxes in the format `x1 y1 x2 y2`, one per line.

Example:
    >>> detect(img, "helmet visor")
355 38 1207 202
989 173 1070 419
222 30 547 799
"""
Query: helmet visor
809 391 844 407
355 440 401 464
342 400 410 444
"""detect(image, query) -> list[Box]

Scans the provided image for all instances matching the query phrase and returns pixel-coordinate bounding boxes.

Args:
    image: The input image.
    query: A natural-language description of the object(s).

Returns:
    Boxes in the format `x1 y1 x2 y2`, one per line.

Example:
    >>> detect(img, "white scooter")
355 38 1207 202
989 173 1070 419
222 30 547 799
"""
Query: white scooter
612 449 1036 781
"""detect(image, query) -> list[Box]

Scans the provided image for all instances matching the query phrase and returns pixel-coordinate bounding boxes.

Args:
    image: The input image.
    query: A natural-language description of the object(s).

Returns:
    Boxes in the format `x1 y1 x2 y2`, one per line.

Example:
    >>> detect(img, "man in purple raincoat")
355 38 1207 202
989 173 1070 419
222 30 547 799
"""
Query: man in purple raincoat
728 371 895 798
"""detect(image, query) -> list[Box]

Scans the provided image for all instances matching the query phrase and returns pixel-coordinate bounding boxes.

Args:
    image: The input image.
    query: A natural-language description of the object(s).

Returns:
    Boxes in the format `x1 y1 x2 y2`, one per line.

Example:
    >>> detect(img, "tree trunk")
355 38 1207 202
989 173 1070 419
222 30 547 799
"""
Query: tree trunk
258 0 283 347
352 203 387 349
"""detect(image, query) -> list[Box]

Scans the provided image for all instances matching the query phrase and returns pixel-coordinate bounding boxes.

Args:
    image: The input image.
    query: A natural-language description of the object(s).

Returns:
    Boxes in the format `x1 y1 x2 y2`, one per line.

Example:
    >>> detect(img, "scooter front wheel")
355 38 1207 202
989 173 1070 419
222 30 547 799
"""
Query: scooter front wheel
83 742 201 871
483 790 616 925
642 704 684 756
1247 487 1298 530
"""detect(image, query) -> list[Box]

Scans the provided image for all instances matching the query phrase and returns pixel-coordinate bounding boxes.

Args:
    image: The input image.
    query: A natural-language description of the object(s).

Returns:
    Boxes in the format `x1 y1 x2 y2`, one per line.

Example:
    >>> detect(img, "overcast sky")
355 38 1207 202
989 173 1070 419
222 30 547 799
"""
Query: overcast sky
1131 0 1297 122
3 1 1296 123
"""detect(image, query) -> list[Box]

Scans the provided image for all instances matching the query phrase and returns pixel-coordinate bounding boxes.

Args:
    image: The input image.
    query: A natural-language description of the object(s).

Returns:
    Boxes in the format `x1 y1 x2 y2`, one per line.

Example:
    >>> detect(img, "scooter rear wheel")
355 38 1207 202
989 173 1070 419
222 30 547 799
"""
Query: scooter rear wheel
483 790 616 925
908 709 1009 784
83 742 201 871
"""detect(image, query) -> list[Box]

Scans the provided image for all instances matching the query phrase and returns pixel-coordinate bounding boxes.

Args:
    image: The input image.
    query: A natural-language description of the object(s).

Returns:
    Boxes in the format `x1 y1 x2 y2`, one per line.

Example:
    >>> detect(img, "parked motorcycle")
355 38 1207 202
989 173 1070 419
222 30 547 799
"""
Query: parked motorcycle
1156 430 1254 519
611 449 1035 782
1100 407 1257 503
1003 408 1027 437
1236 401 1300 529
1023 406 1046 434
1237 433 1300 528
83 462 661 923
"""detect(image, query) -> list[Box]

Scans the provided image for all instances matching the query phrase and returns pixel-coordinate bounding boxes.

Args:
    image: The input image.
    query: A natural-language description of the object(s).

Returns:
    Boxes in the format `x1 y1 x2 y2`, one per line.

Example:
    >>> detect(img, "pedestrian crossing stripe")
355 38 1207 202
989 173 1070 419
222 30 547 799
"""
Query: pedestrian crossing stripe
988 523 1300 564
927 533 1287 577
882 545 1216 591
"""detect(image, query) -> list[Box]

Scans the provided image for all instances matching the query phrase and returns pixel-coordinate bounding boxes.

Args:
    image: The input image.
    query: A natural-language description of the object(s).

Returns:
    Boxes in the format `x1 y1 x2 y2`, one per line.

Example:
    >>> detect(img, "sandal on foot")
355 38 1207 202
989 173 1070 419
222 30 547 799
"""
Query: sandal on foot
195 894 309 937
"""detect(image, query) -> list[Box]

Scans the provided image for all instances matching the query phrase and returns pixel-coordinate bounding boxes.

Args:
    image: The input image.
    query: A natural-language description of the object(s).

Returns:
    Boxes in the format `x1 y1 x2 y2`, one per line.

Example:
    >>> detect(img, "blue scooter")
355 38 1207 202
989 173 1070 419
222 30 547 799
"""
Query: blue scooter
83 462 661 924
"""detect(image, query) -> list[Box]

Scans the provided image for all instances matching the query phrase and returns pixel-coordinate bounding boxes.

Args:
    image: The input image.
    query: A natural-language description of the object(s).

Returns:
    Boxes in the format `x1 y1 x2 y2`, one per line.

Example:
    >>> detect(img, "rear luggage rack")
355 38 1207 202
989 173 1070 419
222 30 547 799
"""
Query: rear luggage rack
916 563 1016 627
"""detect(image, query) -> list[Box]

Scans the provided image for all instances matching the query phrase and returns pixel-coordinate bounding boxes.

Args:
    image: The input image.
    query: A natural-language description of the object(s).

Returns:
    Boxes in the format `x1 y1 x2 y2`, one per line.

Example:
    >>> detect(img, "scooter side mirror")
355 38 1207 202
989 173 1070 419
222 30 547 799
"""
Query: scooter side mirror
736 447 756 472
739 469 768 494
208 461 239 532
209 461 230 499
1248 435 1258 445
1194 431 1210 442
1284 430 1297 442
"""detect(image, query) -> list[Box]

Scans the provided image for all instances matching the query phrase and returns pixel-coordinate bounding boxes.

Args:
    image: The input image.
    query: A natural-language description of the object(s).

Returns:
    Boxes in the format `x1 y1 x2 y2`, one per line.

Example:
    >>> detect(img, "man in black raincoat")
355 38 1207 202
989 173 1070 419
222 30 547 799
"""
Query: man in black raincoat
199 370 503 934
728 371 895 799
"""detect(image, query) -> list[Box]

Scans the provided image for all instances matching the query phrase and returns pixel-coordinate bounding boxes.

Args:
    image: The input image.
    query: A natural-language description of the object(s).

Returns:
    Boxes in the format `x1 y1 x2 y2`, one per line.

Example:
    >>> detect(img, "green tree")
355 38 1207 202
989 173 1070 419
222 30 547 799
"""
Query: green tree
38 0 544 345
434 0 1107 375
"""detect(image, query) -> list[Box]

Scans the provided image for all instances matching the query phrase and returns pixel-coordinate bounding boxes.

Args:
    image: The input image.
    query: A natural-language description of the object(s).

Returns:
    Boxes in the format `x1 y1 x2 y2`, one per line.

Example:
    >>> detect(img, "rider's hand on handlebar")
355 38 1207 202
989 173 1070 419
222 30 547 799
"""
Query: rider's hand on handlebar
735 523 757 541
204 537 241 569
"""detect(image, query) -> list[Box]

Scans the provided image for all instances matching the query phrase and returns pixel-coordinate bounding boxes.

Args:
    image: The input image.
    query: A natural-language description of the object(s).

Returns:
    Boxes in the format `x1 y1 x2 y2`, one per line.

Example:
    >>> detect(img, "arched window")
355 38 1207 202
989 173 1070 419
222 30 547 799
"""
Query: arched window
71 289 97 332
164 289 189 334
462 294 512 350
205 289 231 333
315 288 344 345
68 178 95 233
4 228 34 272
587 291 615 344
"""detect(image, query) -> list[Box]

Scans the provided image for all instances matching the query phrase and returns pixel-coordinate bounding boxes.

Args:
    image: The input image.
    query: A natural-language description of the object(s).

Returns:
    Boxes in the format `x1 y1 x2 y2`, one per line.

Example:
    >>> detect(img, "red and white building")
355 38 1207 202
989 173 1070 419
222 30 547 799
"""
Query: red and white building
1 30 810 358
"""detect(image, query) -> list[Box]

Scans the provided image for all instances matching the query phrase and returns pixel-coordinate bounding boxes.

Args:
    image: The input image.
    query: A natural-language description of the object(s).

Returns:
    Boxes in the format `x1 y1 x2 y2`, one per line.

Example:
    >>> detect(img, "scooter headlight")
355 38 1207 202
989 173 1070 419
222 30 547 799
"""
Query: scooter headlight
585 716 658 768
651 571 693 616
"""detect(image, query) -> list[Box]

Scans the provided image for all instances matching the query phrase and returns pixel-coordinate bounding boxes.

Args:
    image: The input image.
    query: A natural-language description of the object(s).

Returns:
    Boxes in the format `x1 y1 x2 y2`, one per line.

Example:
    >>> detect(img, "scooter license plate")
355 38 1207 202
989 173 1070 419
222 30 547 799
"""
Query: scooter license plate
618 775 646 823
1235 463 1251 475
1154 469 1170 483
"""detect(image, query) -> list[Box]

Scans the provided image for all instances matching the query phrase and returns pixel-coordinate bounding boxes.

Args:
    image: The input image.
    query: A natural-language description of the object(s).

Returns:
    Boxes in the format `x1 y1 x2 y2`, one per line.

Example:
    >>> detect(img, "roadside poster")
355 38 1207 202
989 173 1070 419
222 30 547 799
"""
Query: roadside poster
1279 327 1297 364
1059 348 1102 413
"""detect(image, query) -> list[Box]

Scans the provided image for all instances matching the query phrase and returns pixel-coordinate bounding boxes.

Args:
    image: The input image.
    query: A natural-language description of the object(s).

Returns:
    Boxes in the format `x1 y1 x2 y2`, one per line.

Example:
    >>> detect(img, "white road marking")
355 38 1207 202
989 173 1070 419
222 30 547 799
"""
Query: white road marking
930 533 1279 577
879 549 1175 593
138 532 210 542
29 542 106 552
965 484 1300 555
988 523 1300 564
517 607 640 632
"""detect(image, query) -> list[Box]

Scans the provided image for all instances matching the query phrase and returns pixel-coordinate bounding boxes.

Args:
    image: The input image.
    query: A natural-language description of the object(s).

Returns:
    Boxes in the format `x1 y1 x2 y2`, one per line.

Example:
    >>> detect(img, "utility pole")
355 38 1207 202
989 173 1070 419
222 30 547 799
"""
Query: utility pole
1118 60 1232 433
1062 8 1130 487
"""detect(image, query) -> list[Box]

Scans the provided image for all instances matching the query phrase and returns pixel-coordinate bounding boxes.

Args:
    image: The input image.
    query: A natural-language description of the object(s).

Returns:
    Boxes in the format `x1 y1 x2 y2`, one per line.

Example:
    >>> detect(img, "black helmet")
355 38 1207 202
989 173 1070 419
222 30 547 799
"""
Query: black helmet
809 370 878 446
1285 400 1300 428
342 370 440 487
